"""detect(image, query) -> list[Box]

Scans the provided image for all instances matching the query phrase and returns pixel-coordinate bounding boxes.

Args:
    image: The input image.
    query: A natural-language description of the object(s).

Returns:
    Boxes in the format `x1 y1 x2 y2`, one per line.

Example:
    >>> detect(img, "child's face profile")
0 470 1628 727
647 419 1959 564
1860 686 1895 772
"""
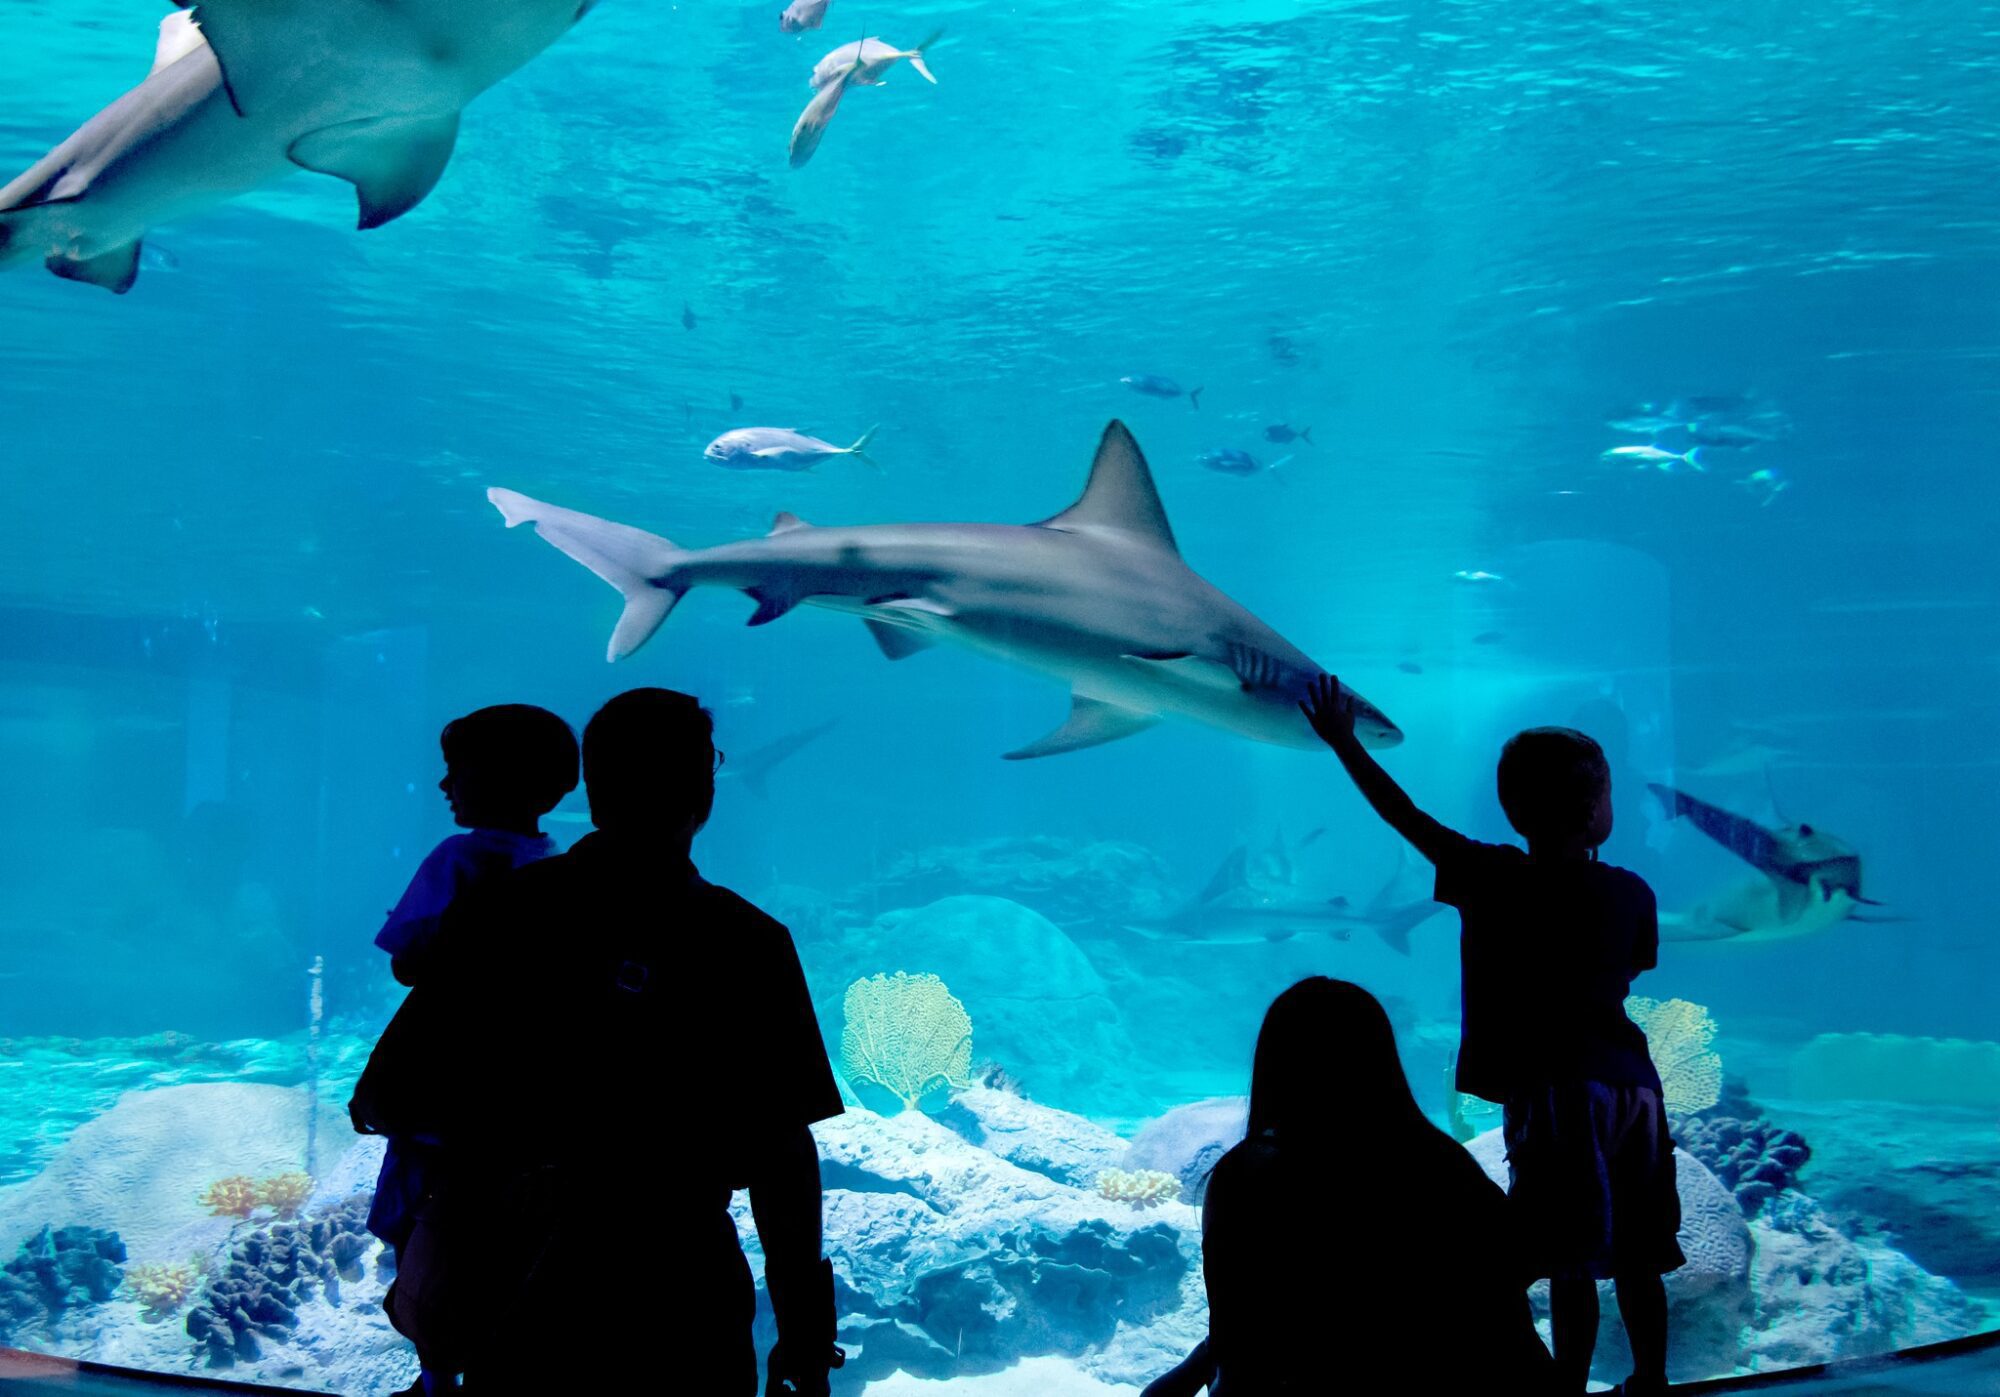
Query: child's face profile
440 763 513 829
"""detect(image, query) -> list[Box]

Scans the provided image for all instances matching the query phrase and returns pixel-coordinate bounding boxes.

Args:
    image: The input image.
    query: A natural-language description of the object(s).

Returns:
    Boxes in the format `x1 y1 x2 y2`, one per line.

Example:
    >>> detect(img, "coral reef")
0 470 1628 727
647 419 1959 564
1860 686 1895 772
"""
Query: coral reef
940 1085 1129 1190
841 971 975 1112
1095 1169 1183 1208
1674 1082 1811 1217
1627 996 1723 1115
184 1193 372 1368
1790 1032 2000 1108
1121 1098 1246 1206
200 1175 260 1219
816 897 1146 1112
255 1171 314 1220
0 1224 126 1341
124 1261 198 1320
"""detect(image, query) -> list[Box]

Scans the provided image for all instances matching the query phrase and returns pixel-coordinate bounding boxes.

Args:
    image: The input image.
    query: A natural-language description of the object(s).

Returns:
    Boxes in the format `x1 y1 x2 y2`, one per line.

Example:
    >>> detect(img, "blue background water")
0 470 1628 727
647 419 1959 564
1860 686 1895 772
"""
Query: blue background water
0 0 1994 1108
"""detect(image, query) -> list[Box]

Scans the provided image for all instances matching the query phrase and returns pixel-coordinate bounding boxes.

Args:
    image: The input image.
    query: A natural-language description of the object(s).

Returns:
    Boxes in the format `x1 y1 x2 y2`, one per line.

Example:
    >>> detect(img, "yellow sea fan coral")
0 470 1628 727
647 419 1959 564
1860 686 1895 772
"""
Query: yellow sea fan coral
125 1261 196 1319
1095 1168 1183 1208
256 1171 314 1219
200 1175 259 1218
1627 995 1723 1115
840 971 974 1112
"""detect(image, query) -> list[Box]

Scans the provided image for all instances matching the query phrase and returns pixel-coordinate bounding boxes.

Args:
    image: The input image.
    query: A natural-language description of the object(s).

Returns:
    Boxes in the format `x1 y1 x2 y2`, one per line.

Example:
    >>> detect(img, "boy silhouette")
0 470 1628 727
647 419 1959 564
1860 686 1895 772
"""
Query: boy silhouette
365 703 578 1396
1303 675 1680 1397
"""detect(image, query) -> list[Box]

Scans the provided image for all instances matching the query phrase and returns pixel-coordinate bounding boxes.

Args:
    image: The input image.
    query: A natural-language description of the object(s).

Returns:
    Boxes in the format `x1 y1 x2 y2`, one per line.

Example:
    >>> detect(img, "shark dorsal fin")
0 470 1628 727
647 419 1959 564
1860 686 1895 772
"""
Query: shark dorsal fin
1195 846 1252 905
769 511 811 535
1039 420 1180 554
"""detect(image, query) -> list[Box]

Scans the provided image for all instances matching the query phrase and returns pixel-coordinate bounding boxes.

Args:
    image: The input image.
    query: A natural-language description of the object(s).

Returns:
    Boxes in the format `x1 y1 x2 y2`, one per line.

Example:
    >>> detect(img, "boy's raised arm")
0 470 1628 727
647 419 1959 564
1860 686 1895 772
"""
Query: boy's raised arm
1301 674 1459 865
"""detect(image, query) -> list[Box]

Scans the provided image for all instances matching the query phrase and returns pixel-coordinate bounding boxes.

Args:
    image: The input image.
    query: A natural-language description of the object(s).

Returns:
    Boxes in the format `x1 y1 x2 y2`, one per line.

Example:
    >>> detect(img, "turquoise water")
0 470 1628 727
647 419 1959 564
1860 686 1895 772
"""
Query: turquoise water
0 1 1996 1391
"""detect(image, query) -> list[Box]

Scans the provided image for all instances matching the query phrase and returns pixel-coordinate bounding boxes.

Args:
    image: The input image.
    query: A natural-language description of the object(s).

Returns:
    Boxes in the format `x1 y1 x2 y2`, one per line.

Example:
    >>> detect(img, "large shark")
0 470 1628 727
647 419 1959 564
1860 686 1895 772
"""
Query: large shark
0 0 597 293
1127 839 1444 952
489 420 1403 759
1650 782 1890 942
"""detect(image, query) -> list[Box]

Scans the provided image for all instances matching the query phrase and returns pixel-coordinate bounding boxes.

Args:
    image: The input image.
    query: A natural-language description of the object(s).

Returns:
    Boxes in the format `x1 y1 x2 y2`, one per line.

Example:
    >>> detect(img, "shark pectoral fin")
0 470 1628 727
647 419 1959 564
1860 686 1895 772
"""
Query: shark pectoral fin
46 242 143 295
864 619 935 660
1003 695 1158 760
290 114 462 231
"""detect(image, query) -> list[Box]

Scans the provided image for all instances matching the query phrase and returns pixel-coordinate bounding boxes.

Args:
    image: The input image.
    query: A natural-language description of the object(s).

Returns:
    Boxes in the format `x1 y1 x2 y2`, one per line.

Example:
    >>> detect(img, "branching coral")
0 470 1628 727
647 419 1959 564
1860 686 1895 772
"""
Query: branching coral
1627 995 1723 1115
1095 1169 1183 1208
200 1176 260 1219
256 1172 314 1220
126 1261 198 1320
185 1194 372 1368
840 971 974 1112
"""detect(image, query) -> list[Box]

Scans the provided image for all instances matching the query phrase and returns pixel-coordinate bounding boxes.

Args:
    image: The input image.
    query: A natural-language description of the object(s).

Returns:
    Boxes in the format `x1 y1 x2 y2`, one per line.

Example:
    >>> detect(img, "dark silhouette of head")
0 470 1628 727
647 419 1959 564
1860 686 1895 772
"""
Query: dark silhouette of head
1247 977 1431 1153
438 704 579 832
583 688 715 839
1497 726 1612 850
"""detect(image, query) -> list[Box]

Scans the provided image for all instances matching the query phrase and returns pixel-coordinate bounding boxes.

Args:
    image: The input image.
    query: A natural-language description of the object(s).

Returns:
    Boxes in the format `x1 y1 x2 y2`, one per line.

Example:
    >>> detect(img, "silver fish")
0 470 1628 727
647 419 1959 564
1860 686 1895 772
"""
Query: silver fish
705 426 879 472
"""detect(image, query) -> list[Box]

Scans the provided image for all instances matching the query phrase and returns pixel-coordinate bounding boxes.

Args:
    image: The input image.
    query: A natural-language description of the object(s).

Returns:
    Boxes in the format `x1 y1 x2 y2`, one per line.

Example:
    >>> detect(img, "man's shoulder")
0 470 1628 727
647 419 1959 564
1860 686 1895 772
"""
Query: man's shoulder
696 880 792 939
1593 861 1657 904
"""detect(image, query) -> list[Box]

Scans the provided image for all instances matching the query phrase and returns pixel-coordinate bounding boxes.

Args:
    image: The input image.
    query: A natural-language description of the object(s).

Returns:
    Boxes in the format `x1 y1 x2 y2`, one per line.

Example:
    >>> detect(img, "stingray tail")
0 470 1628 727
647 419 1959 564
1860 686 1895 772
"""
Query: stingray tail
488 488 688 661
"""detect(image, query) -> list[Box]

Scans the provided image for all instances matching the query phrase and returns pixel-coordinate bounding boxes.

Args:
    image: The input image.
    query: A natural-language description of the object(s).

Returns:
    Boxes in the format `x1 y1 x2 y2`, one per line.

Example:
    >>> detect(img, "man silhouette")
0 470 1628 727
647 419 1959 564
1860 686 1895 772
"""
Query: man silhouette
353 688 845 1395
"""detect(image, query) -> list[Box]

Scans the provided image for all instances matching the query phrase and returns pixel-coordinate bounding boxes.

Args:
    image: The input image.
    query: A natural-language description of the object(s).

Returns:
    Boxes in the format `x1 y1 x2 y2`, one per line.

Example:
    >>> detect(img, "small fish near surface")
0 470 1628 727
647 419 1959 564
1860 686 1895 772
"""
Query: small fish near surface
1451 569 1506 585
1605 444 1706 472
781 0 833 34
1264 424 1313 445
811 33 943 89
490 419 1403 759
0 1 596 293
1122 375 1202 410
705 426 880 472
1198 448 1290 477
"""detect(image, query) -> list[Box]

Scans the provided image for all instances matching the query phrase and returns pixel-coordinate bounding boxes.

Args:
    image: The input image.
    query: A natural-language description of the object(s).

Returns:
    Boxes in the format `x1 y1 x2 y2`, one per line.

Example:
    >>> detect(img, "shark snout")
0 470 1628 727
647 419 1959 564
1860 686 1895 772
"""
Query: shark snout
1352 696 1403 748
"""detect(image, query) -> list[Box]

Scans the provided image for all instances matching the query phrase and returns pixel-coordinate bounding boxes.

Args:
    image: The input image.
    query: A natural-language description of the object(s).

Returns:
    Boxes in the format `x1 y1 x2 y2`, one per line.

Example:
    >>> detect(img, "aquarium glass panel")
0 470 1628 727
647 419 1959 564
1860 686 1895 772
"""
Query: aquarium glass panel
0 1 1994 1392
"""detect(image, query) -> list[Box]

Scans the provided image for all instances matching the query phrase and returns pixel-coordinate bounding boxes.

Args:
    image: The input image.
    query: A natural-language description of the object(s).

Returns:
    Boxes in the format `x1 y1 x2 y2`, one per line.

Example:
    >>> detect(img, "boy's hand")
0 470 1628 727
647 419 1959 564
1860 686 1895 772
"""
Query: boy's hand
1301 673 1358 748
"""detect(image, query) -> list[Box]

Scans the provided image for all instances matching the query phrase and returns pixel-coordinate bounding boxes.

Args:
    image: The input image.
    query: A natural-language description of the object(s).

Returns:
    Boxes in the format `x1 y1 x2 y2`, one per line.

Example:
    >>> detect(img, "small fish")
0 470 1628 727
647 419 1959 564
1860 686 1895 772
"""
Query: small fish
1451 570 1506 585
706 425 879 472
1397 660 1424 675
1122 375 1202 410
1267 334 1303 366
1198 448 1289 476
1472 631 1505 646
1737 467 1790 506
730 392 745 412
789 63 858 168
1689 415 1786 448
682 303 697 331
1264 424 1313 445
811 32 942 89
780 0 831 34
1604 444 1706 472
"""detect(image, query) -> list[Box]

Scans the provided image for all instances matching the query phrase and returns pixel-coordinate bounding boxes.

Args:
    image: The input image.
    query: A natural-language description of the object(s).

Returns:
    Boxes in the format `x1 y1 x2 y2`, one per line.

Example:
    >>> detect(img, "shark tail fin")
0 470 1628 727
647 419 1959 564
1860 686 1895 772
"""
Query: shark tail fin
906 29 944 82
488 488 688 661
848 424 882 469
1300 426 1313 445
1189 386 1204 411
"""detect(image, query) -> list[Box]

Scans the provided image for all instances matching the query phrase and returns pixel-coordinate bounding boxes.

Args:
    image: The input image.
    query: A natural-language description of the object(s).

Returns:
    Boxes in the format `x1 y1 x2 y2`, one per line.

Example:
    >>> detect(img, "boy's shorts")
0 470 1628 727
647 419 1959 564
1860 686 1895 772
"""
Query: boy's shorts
1503 1080 1686 1281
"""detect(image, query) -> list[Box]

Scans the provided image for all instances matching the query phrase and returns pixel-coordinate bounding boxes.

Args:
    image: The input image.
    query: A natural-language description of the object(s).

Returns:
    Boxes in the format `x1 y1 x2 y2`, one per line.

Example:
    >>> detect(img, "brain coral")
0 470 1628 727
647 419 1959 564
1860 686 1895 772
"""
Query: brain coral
841 971 974 1112
1095 1169 1183 1208
1628 996 1723 1115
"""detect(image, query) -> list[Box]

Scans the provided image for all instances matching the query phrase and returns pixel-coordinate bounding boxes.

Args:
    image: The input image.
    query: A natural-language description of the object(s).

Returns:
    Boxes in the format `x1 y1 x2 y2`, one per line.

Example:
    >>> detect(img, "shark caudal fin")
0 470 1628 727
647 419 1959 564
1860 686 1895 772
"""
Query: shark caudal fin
487 489 688 661
1188 386 1203 410
906 29 944 82
847 424 882 469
